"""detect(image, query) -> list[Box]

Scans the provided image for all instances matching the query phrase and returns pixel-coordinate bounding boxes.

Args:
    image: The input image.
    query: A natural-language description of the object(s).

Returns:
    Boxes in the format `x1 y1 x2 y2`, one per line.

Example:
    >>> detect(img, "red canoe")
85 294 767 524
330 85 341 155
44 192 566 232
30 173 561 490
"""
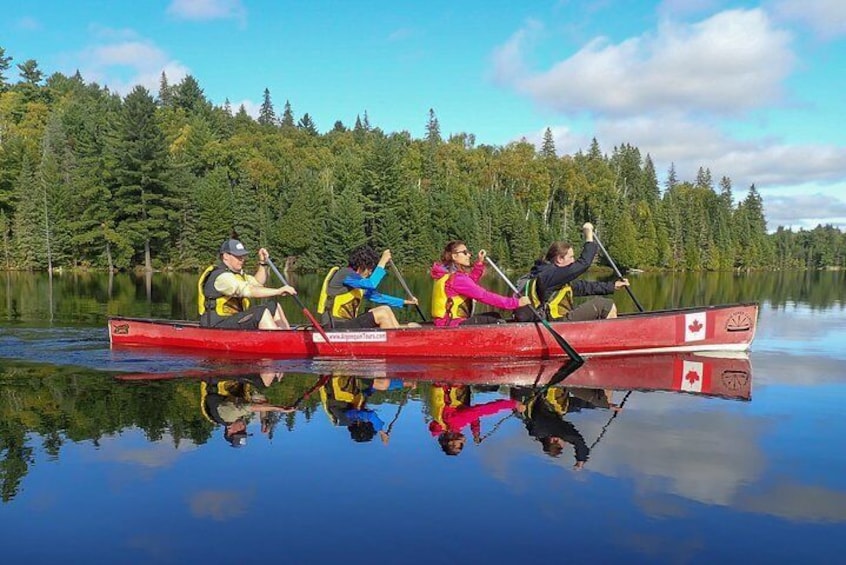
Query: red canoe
108 302 758 359
116 352 752 401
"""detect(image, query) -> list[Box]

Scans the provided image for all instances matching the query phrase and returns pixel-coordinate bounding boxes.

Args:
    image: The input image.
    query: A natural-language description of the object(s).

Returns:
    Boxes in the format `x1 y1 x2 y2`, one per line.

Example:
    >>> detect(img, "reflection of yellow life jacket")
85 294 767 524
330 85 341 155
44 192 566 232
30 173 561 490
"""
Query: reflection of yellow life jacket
319 376 366 424
200 380 252 423
431 273 472 320
198 265 251 325
526 387 569 419
429 385 470 428
318 267 364 324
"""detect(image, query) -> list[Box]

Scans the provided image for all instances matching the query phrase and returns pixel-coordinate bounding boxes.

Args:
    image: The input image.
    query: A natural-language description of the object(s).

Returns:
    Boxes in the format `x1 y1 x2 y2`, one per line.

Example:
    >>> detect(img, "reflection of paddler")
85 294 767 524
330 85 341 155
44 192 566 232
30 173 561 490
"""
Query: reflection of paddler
517 387 590 468
427 384 523 456
200 373 291 448
319 376 407 443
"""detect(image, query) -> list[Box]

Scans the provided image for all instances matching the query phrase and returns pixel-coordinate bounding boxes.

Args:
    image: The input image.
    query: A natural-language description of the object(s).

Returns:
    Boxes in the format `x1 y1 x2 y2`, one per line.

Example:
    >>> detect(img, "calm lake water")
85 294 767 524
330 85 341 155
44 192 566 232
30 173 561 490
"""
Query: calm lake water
1 270 844 563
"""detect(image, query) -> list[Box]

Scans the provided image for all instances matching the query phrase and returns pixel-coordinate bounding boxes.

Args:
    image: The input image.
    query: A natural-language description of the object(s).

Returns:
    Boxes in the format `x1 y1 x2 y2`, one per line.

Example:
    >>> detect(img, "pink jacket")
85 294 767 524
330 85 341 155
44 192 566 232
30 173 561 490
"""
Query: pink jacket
430 261 523 326
429 399 518 437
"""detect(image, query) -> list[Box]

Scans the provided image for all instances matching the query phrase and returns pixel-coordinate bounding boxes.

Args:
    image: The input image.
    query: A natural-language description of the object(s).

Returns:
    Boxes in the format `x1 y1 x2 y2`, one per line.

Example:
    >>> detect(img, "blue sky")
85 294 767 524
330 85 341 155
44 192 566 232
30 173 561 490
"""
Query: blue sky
3 0 845 231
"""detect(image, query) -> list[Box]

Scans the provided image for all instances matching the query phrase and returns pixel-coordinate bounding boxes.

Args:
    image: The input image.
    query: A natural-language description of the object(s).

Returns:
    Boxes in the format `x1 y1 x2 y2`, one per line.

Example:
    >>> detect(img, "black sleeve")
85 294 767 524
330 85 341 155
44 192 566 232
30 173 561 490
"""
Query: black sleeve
537 242 599 291
571 279 616 297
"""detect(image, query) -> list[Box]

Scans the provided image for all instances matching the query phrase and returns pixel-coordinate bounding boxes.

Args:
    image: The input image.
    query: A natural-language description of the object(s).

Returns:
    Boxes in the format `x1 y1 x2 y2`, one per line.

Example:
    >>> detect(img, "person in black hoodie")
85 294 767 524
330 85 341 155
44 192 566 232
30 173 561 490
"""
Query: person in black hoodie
512 386 590 468
515 222 629 322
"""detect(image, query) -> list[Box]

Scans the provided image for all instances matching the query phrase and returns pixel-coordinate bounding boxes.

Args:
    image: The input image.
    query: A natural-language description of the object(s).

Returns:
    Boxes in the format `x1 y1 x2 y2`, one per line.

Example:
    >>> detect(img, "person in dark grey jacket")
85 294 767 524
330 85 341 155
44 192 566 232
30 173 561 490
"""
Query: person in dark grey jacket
515 222 629 322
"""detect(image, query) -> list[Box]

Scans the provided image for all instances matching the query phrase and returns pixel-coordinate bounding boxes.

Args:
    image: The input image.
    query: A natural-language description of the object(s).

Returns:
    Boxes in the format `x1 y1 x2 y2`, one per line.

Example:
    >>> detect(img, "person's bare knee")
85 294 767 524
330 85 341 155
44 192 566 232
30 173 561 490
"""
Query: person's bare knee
273 304 290 329
607 304 618 319
258 309 281 330
373 306 399 329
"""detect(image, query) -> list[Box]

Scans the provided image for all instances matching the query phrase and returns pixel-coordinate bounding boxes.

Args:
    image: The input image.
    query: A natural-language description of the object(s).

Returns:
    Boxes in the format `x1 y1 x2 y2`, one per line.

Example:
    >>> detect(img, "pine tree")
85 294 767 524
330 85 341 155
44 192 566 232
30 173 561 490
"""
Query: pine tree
297 113 318 135
16 59 43 85
157 71 172 107
258 88 276 126
695 166 713 190
665 162 678 192
541 127 556 159
325 185 367 264
280 100 295 128
173 75 208 114
0 47 13 91
640 155 659 203
110 86 175 270
11 155 42 268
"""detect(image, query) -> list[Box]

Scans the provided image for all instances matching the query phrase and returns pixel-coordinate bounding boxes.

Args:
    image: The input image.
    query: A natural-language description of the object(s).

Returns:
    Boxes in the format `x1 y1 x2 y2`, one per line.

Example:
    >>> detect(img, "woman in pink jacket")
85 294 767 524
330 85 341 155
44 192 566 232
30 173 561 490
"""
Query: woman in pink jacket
430 240 530 327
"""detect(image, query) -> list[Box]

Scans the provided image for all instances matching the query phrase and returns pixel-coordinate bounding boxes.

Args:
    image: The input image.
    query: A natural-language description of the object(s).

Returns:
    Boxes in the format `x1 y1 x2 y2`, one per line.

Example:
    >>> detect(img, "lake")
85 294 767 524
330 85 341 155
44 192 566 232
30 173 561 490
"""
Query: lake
1 270 844 563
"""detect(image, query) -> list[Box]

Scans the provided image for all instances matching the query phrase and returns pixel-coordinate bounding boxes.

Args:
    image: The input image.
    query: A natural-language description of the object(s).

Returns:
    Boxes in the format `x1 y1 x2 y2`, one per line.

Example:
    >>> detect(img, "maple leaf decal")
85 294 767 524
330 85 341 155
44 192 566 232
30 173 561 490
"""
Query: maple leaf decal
686 370 700 385
688 319 703 333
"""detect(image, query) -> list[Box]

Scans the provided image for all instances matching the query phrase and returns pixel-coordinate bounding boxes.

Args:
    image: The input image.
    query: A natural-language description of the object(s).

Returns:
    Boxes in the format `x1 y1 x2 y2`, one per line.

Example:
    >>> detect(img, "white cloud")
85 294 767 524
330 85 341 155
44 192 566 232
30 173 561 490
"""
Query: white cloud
490 19 541 86
494 9 794 117
232 98 261 118
189 489 252 520
658 0 724 18
387 28 415 42
72 35 190 96
516 114 846 229
167 0 246 23
763 192 846 230
739 482 846 522
15 16 41 31
772 0 846 40
95 432 198 468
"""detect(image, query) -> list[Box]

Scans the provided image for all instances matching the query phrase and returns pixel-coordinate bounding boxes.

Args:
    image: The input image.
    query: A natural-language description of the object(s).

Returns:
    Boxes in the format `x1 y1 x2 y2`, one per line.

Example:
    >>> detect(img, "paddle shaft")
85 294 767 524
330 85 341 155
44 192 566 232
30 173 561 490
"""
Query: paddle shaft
484 256 583 363
265 257 335 347
592 233 644 312
588 389 632 451
285 374 332 409
388 259 427 322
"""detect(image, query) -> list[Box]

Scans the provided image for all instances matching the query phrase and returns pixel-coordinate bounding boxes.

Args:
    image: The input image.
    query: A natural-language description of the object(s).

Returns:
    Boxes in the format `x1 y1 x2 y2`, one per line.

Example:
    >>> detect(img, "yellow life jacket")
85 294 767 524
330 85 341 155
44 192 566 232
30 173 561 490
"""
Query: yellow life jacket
318 266 364 324
526 387 570 419
429 384 470 428
431 273 472 320
525 274 573 320
545 285 574 320
198 265 251 325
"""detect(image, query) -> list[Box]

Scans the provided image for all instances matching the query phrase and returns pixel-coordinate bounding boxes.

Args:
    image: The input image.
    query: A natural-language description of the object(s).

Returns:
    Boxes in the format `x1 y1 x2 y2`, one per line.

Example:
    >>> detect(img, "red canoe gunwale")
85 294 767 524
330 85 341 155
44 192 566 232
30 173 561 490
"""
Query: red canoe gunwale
108 302 759 359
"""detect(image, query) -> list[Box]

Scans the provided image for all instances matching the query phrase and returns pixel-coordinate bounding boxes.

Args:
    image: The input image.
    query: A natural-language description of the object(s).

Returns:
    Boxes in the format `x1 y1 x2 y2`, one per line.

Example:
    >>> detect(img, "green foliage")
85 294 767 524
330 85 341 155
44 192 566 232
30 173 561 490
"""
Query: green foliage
0 51 840 273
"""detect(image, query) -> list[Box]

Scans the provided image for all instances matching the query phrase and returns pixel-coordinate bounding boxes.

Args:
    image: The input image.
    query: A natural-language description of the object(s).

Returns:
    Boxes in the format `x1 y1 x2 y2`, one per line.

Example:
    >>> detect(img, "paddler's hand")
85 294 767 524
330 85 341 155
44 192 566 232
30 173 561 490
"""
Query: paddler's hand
404 297 419 306
258 248 270 263
582 222 594 242
277 285 297 296
615 278 630 289
518 296 531 307
379 249 392 267
477 249 487 263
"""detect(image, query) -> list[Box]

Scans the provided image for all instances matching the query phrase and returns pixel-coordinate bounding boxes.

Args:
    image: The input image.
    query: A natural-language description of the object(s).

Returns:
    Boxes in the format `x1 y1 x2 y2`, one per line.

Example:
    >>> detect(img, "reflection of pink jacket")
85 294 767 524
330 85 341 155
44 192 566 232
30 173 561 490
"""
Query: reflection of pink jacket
429 399 518 437
430 262 522 327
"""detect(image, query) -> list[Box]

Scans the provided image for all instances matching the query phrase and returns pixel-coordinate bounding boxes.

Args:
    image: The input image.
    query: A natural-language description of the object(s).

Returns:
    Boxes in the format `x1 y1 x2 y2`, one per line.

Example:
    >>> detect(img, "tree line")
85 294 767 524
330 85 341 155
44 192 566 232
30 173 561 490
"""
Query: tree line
1 46 843 273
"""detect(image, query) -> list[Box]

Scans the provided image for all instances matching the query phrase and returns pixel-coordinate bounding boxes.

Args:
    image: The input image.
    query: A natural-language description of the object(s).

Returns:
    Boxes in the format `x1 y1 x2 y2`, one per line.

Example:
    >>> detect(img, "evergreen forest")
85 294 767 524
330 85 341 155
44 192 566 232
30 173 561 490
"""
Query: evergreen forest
1 47 843 273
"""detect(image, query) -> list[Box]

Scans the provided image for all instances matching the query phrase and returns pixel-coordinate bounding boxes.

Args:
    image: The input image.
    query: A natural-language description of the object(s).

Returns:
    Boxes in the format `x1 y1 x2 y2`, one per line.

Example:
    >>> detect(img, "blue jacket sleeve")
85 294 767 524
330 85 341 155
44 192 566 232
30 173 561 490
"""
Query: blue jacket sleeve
345 408 385 431
344 267 404 308
343 266 387 290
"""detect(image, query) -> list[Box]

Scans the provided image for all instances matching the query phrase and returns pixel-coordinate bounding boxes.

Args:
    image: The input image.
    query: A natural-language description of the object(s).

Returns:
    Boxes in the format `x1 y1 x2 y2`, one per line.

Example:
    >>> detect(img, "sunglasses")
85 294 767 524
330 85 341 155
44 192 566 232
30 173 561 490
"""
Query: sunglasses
453 249 472 256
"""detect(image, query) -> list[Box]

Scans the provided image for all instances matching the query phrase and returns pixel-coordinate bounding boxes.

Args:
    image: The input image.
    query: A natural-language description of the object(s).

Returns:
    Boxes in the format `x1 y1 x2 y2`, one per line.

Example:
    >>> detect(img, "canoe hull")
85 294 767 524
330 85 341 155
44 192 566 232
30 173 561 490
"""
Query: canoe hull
108 302 758 359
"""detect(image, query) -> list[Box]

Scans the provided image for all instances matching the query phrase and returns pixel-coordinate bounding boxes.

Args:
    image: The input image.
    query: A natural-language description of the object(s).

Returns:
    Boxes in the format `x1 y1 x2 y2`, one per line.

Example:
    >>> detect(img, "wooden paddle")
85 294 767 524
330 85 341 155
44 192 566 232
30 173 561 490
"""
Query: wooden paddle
266 257 337 349
484 256 584 363
388 259 427 322
592 232 644 312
